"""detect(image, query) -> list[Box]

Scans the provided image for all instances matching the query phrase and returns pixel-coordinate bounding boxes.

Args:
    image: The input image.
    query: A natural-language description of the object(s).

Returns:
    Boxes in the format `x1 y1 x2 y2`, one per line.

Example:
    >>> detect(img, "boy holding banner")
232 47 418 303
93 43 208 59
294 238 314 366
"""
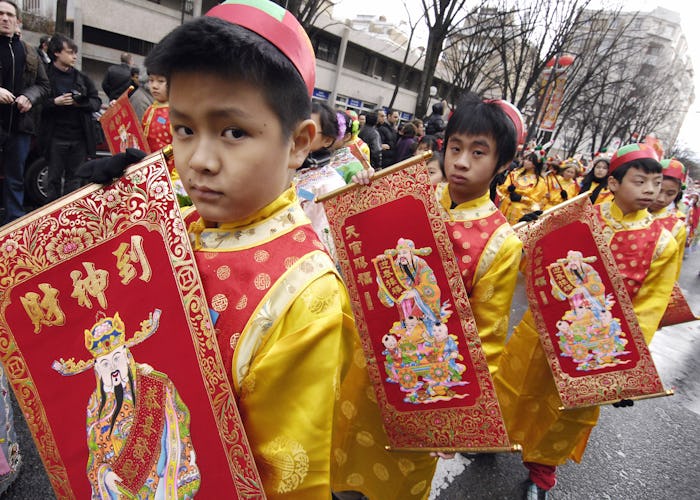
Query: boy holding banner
494 143 677 499
436 93 524 375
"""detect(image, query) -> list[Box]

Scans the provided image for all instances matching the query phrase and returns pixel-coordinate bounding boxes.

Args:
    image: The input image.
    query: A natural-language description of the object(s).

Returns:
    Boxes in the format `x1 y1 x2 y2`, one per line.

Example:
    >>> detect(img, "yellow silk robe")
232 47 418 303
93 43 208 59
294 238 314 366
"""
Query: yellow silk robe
437 185 523 375
494 201 677 466
497 168 548 225
651 206 687 279
190 189 356 499
544 174 580 210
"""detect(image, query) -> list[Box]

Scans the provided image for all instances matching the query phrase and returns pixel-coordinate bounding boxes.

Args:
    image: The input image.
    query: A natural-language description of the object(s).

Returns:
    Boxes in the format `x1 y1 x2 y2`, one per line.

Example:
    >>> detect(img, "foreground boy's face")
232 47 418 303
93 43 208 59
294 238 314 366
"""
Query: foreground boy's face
169 72 299 223
649 178 681 213
443 132 499 204
608 166 662 215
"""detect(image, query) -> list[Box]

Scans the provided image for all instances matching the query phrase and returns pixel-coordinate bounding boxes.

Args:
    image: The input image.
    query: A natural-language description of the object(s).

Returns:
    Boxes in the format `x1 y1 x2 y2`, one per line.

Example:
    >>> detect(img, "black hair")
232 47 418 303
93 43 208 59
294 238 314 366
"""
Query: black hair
444 92 517 171
39 34 50 45
145 16 310 137
364 111 378 127
521 152 544 180
417 135 440 153
311 101 338 141
47 33 78 61
610 158 662 183
428 151 445 177
401 123 416 138
580 159 610 193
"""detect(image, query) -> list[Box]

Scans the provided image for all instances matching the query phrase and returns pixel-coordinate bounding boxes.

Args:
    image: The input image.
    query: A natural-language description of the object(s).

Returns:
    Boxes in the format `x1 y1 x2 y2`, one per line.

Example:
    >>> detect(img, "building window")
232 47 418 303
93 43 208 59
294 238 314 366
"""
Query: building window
82 26 154 56
314 35 339 64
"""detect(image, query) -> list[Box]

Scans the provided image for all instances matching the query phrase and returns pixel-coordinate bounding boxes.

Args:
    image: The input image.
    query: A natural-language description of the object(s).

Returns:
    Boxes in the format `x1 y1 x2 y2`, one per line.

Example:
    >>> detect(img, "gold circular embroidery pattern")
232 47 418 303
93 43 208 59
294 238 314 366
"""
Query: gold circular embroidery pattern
254 273 271 290
334 448 348 466
373 463 390 481
354 348 367 369
341 400 357 419
261 436 309 494
254 250 270 262
356 431 375 447
284 256 299 269
236 295 248 310
346 473 364 488
398 458 415 476
216 265 231 280
293 230 307 242
411 480 428 495
211 294 228 312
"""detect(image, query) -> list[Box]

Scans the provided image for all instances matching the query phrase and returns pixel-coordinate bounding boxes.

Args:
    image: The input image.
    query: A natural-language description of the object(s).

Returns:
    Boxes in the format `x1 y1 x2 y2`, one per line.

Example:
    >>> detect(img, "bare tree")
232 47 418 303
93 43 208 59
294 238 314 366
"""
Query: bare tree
414 0 474 119
272 0 338 32
388 6 425 109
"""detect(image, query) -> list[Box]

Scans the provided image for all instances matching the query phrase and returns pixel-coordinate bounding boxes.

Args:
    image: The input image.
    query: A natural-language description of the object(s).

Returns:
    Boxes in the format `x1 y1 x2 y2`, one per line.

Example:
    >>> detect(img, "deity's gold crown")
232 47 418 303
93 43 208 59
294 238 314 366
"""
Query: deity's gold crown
84 312 126 358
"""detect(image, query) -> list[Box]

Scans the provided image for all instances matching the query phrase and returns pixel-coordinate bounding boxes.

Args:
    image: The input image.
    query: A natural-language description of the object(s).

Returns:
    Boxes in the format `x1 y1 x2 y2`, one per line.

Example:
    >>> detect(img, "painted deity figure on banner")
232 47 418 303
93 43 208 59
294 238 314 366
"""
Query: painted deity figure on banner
52 310 200 499
548 250 629 370
375 238 468 403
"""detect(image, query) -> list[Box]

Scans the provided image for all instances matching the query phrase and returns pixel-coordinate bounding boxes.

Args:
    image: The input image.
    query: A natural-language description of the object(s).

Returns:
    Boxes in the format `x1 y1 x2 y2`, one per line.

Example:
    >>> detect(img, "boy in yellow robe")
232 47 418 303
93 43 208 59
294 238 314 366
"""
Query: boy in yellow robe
648 158 688 277
141 2 441 498
333 95 525 499
494 143 677 499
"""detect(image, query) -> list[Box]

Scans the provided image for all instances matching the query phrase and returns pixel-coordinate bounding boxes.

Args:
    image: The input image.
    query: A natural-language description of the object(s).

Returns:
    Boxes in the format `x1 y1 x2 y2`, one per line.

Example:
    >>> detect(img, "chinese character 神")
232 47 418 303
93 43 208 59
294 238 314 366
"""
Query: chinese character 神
71 262 109 309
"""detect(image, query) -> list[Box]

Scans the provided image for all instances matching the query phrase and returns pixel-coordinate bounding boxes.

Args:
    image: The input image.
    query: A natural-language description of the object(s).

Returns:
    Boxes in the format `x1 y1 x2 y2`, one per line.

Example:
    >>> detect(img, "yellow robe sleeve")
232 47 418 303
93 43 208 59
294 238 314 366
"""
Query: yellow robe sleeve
672 220 687 280
633 230 678 344
237 272 355 499
470 231 523 376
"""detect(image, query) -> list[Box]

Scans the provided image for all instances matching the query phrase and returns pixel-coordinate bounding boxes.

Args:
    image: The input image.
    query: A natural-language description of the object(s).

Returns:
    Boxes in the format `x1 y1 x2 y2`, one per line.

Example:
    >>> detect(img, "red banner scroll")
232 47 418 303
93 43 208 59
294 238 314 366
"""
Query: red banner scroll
659 283 698 327
321 157 512 452
0 151 264 499
99 88 150 155
516 194 669 409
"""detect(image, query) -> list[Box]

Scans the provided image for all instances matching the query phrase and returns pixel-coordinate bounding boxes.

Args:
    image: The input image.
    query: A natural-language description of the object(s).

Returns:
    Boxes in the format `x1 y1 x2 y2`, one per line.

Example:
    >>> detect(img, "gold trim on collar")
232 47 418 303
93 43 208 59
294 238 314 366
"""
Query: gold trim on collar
436 184 496 221
193 202 310 252
598 201 654 231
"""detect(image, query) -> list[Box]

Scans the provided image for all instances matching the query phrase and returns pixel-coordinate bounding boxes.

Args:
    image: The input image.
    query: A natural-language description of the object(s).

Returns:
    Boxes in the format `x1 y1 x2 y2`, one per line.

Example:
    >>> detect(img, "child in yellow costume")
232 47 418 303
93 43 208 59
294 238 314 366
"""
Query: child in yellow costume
544 158 581 209
579 156 614 205
436 93 524 374
145 2 438 498
497 146 548 224
494 143 677 499
648 158 688 277
333 93 526 499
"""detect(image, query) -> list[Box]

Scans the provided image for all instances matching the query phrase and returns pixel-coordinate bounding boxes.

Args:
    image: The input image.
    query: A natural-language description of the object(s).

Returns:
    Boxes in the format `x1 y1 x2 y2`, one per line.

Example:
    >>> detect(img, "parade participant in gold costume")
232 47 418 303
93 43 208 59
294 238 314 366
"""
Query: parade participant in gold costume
494 142 677 499
436 93 523 374
648 158 688 276
579 155 614 205
497 144 548 224
544 158 581 209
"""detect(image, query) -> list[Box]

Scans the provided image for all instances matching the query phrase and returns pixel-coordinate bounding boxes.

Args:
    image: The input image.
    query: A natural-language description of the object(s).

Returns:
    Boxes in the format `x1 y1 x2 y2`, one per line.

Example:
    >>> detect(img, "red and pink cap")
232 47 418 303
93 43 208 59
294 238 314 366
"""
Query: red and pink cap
206 0 316 96
486 99 526 145
609 143 659 173
660 158 687 183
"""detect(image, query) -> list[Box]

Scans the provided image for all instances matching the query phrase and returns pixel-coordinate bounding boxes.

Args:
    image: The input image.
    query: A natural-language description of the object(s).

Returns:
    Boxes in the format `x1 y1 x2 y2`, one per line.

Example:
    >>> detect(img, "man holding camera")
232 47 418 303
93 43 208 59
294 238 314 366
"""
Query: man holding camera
41 33 100 202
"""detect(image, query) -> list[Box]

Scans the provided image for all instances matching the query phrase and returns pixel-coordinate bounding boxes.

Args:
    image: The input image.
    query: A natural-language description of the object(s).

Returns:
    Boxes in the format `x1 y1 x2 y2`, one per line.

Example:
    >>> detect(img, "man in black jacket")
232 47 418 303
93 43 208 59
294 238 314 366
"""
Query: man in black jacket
376 108 398 168
41 33 101 202
101 52 133 101
0 0 50 224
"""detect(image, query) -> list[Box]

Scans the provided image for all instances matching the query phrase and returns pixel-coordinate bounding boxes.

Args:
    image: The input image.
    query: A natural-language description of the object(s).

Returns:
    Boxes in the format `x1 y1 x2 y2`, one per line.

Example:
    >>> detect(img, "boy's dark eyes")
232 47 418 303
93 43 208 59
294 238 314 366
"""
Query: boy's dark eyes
173 125 193 136
223 128 246 139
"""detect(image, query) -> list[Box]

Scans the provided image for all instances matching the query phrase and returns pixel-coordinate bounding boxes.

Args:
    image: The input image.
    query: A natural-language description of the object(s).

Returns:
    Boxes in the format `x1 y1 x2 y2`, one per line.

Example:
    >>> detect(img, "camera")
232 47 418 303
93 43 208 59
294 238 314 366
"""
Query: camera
70 90 86 103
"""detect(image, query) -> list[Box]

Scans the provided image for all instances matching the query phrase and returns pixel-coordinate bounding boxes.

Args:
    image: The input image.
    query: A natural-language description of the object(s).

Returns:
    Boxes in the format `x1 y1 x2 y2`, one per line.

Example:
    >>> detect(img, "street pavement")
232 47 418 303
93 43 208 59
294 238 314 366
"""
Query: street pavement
2 255 699 499
430 253 700 500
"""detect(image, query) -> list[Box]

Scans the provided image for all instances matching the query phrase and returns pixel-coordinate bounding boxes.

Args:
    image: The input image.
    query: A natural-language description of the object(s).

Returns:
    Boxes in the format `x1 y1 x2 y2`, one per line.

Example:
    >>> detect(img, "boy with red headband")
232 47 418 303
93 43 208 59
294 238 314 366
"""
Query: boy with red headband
494 142 677 499
648 158 688 276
